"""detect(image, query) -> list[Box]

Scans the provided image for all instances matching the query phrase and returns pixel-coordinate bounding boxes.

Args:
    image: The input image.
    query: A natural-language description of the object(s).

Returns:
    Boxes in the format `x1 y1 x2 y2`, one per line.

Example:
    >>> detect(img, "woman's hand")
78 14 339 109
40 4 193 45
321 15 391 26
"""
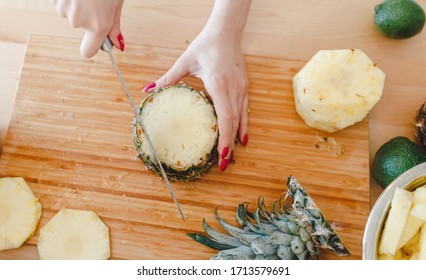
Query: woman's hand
50 0 125 58
143 0 252 172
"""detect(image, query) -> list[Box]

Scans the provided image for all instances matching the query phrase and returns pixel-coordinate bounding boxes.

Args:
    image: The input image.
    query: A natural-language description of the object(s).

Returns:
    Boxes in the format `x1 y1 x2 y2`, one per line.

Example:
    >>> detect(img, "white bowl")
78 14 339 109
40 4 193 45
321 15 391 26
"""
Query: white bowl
363 162 426 259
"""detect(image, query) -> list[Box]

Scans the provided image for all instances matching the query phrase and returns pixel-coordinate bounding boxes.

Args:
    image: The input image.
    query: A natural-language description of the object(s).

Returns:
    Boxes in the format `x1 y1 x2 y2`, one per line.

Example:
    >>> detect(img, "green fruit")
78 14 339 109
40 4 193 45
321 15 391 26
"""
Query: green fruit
372 136 426 188
374 0 426 39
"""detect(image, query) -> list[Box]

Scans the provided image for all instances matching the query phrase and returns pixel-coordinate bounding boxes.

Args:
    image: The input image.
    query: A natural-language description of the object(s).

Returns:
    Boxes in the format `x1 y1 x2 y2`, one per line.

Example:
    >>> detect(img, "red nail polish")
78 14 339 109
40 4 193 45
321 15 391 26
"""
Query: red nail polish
142 82 156 92
229 151 234 163
221 147 229 160
220 159 228 171
117 33 125 51
242 134 248 145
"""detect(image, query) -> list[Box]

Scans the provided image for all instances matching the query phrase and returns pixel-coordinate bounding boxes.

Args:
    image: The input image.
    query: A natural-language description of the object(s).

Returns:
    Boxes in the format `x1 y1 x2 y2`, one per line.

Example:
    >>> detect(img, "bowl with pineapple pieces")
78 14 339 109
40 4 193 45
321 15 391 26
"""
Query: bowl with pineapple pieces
363 162 426 260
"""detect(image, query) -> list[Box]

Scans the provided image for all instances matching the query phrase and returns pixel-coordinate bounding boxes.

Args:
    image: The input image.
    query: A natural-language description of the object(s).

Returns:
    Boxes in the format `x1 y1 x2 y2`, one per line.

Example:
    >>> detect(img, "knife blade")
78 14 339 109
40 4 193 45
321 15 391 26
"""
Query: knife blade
101 37 185 221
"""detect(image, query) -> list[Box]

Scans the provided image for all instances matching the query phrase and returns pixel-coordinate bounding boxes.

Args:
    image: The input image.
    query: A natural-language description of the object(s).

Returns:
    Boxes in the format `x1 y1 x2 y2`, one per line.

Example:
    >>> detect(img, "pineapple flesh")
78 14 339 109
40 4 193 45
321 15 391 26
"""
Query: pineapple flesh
133 84 219 182
379 188 413 256
0 177 42 251
293 49 385 132
188 176 351 260
37 209 110 260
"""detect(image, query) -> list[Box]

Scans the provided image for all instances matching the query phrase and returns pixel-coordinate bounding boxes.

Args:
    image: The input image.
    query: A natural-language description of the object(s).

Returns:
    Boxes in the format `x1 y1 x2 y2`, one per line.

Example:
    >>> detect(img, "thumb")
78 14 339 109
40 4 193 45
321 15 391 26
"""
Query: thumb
108 0 125 51
80 30 109 58
156 57 190 88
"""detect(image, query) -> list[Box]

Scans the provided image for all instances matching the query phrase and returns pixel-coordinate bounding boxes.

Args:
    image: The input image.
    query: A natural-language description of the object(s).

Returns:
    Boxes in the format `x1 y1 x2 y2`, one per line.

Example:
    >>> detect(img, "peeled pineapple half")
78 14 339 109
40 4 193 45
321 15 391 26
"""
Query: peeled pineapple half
37 209 110 260
293 49 385 132
0 177 42 251
133 84 219 182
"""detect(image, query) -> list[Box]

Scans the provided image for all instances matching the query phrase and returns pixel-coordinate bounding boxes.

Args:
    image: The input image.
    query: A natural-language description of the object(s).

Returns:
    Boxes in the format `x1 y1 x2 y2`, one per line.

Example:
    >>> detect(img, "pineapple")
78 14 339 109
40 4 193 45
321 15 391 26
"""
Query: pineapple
416 100 426 151
379 188 413 256
293 49 385 132
418 222 426 260
37 209 110 260
133 84 219 182
0 177 42 251
397 187 426 249
188 176 350 260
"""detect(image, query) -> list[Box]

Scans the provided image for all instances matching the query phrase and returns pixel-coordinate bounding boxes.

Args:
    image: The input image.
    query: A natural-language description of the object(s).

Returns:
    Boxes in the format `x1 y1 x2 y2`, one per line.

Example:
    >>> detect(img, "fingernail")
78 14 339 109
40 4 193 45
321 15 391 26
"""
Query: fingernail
221 147 229 160
229 151 234 163
142 82 156 92
117 33 125 51
242 134 248 146
220 159 228 171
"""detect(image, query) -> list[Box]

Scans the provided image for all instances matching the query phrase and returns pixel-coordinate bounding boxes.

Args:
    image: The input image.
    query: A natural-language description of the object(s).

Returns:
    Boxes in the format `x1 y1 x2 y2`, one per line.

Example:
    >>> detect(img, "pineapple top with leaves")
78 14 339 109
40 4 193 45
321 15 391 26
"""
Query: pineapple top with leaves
188 176 351 260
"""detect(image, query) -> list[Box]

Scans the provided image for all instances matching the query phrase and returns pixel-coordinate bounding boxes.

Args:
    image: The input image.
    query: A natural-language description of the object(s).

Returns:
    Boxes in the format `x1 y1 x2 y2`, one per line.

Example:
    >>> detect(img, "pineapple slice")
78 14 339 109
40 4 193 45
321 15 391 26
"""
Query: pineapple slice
7 177 42 237
37 209 110 260
293 49 385 132
0 178 41 251
379 188 413 256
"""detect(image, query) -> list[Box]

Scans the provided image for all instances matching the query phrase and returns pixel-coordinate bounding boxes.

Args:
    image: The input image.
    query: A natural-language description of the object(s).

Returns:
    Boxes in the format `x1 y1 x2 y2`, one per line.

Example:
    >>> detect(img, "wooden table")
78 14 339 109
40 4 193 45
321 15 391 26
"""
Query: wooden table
0 0 425 259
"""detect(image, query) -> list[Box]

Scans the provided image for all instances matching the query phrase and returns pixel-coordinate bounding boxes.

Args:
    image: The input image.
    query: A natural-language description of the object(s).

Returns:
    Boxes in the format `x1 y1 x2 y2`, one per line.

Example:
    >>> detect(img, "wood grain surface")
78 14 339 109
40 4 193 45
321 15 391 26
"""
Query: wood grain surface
0 35 369 260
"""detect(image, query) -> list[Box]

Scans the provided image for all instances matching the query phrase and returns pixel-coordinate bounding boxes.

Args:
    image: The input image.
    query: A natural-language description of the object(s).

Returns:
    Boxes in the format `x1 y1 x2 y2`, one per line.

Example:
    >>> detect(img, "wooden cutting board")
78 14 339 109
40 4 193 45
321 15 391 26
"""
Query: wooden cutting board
0 34 370 260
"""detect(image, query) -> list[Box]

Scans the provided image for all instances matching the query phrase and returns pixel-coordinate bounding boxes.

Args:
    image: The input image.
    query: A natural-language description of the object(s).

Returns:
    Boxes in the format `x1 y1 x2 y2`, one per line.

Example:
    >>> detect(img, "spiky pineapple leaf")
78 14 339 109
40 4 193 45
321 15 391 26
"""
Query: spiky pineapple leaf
187 233 234 251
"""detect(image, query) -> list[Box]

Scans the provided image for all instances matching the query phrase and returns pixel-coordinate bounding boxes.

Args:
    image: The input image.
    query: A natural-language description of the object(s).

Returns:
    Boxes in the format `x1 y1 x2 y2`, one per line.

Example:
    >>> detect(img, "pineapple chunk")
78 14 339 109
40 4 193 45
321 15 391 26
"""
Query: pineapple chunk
397 215 423 250
37 209 110 260
0 178 41 251
418 221 426 260
293 49 385 132
379 188 413 256
410 186 426 221
378 253 394 260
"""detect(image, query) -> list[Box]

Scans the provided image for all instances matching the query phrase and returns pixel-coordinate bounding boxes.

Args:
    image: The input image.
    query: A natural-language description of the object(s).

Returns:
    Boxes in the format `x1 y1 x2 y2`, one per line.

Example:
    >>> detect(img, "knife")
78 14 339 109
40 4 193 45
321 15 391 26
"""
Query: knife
101 37 185 221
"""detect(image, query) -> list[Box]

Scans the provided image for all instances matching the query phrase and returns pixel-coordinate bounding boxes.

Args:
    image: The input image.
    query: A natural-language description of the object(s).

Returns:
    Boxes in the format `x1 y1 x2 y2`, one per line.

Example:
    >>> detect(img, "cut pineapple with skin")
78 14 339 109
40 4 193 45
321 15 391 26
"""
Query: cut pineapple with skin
379 188 413 256
37 209 110 260
133 84 219 182
293 49 385 132
0 178 41 251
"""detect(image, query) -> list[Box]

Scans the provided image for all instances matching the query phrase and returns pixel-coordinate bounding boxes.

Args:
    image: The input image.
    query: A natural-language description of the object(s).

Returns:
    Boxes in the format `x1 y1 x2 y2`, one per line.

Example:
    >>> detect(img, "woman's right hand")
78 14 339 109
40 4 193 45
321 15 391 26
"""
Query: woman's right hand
50 0 125 58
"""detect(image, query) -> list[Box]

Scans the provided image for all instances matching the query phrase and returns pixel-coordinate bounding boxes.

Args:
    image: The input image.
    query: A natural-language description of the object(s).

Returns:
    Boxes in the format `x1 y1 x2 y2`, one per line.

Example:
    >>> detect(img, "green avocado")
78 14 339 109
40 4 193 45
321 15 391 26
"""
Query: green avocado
372 136 426 188
374 0 425 39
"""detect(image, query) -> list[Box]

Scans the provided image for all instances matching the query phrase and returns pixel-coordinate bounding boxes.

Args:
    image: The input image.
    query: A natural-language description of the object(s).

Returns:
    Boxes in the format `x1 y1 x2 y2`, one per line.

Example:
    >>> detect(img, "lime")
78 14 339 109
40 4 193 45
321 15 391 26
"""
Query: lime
374 0 425 39
372 136 426 188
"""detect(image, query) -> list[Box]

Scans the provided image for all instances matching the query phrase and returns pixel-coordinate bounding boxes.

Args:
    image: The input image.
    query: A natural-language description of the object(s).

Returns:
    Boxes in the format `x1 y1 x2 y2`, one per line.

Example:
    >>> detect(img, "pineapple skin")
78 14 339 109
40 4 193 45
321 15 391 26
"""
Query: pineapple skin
132 84 218 182
293 49 385 133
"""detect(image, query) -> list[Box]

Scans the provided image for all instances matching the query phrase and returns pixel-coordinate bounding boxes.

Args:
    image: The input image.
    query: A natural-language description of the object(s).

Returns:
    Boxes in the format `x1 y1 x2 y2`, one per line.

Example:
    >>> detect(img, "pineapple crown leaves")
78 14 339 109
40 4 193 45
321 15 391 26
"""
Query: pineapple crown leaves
187 176 351 260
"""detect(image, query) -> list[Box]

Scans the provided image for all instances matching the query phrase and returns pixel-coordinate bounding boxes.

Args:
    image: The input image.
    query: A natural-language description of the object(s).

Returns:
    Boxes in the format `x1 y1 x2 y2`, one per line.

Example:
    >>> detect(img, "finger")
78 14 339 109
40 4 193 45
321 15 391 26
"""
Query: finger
145 56 189 92
239 92 249 145
205 79 233 171
80 30 109 58
108 0 125 51
227 83 241 161
52 0 68 18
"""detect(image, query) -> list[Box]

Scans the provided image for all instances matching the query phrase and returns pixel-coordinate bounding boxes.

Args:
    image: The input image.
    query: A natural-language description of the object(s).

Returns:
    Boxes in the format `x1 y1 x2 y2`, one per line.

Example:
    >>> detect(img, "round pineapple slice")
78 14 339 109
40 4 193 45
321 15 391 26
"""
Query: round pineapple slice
0 178 41 251
37 209 110 260
132 84 219 182
293 49 385 132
